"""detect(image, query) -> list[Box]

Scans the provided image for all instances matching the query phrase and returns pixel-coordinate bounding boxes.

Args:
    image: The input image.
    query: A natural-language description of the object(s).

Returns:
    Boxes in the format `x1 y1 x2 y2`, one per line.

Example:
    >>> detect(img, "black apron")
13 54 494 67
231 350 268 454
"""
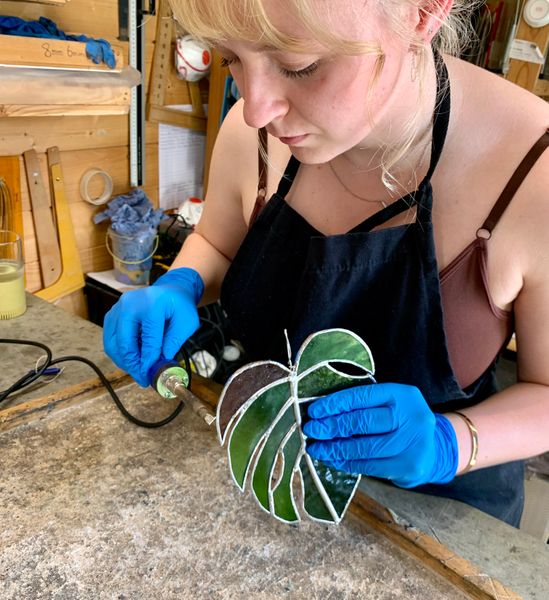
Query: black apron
220 59 524 527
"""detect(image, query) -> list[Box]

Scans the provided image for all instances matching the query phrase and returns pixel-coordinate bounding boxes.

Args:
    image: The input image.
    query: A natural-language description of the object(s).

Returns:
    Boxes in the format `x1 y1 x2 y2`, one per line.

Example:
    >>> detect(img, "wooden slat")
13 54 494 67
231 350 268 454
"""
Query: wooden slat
0 369 132 433
0 104 130 118
13 0 70 5
34 147 85 301
0 73 131 107
148 105 206 131
348 494 521 600
23 149 62 287
0 117 158 155
0 34 124 71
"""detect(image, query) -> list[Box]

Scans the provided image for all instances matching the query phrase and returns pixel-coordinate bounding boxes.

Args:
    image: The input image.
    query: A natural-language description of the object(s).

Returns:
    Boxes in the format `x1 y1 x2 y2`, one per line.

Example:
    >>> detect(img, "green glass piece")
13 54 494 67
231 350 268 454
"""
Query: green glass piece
300 455 335 522
297 364 373 399
271 428 301 522
228 380 290 488
296 329 373 375
309 458 360 519
251 405 295 511
300 456 359 522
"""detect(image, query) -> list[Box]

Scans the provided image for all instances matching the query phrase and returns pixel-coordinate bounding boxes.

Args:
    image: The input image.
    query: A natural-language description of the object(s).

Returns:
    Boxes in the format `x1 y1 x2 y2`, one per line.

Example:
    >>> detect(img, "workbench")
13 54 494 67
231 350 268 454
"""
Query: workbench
1 295 548 599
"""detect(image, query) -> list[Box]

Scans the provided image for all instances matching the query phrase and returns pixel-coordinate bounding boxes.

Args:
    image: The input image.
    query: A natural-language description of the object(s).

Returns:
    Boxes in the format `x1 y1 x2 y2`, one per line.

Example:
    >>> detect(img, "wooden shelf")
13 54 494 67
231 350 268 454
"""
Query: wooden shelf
0 34 124 72
9 0 71 5
0 65 139 117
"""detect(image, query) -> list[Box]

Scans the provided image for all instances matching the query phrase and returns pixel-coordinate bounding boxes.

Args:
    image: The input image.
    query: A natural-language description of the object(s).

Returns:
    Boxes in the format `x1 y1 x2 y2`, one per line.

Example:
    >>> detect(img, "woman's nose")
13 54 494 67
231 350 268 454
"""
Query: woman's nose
238 71 290 129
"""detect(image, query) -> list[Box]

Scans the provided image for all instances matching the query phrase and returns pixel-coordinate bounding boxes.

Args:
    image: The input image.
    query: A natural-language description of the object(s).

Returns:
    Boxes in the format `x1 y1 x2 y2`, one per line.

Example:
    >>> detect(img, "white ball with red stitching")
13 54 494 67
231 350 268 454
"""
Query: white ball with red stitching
175 35 211 82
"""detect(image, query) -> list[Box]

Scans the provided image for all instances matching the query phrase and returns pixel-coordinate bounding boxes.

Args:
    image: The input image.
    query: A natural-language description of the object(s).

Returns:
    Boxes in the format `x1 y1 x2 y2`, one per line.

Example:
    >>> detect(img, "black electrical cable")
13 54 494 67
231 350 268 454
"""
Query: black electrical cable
0 339 184 428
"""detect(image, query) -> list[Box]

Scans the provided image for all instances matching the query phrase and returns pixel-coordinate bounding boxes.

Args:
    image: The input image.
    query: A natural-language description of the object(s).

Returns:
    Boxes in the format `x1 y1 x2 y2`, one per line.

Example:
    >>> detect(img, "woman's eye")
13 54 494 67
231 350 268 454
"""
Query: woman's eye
281 62 319 79
220 56 237 68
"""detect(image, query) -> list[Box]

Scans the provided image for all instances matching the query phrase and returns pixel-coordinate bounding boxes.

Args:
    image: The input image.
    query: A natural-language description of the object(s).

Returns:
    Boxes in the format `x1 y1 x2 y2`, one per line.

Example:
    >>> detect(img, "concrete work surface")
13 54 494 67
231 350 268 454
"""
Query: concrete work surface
2 294 548 599
1 387 467 600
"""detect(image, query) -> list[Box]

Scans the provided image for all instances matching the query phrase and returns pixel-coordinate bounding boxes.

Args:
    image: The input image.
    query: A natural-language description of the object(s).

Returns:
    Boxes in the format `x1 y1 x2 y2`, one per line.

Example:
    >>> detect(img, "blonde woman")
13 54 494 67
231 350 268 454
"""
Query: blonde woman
104 0 549 526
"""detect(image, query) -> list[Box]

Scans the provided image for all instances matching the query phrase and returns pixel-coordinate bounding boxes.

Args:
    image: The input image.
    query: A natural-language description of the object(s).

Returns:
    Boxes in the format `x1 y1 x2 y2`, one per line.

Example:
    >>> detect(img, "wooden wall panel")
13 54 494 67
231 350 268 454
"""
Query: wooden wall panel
21 141 159 292
0 0 202 318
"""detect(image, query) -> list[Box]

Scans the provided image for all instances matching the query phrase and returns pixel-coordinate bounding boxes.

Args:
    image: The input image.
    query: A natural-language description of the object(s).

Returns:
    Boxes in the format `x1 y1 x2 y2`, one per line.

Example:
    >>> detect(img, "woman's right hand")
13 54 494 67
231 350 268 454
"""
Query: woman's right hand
103 267 205 387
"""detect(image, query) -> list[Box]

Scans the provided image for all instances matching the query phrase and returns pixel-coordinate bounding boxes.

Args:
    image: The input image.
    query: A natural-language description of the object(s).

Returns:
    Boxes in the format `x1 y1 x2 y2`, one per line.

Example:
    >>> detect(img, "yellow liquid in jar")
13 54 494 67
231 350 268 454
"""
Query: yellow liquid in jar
0 262 26 319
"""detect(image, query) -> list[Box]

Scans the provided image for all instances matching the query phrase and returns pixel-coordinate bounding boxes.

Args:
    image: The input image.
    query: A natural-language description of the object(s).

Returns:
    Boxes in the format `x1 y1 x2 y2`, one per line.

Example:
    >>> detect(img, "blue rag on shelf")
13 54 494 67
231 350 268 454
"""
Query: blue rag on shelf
0 16 116 68
94 189 166 235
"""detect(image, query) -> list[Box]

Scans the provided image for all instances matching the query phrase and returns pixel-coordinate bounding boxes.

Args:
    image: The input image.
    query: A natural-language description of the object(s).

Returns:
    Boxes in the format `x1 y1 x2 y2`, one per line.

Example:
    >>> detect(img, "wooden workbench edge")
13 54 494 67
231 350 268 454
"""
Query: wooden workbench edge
349 493 521 600
0 369 132 432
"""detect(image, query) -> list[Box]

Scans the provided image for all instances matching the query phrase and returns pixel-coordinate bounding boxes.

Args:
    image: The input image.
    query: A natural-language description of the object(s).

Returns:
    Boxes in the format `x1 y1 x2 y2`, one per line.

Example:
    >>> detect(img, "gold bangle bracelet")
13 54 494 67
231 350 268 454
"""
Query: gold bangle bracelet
454 411 479 474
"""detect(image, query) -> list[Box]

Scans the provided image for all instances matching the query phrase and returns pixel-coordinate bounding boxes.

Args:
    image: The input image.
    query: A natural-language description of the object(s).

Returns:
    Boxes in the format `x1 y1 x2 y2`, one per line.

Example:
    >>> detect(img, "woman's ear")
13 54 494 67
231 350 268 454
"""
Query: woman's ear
416 0 454 43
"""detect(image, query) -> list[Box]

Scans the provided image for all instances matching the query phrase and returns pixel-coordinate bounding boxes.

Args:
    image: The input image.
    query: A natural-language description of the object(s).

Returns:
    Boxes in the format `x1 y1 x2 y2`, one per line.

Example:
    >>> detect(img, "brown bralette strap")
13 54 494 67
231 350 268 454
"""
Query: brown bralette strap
480 128 549 235
249 127 269 227
257 127 268 200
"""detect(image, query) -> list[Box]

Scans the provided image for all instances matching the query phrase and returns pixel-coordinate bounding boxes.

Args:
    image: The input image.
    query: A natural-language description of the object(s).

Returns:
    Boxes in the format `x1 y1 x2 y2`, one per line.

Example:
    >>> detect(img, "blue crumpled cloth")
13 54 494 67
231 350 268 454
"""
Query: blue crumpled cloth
94 189 166 235
0 16 116 69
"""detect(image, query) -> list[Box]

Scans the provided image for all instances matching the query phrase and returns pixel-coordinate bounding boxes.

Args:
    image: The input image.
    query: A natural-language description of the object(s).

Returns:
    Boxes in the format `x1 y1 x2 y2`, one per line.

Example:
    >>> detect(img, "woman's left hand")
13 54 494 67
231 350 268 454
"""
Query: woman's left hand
303 383 459 488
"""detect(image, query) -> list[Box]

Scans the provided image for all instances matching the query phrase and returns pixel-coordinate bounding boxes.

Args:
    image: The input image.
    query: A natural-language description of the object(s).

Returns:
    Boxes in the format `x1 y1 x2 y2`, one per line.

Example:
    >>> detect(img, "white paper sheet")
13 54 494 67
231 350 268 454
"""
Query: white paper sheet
159 105 206 210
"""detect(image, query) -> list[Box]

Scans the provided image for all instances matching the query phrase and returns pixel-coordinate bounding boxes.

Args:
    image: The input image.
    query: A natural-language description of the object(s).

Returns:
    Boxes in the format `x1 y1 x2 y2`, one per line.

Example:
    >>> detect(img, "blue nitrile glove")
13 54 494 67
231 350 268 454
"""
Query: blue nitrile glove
103 267 204 387
303 383 458 488
85 39 116 69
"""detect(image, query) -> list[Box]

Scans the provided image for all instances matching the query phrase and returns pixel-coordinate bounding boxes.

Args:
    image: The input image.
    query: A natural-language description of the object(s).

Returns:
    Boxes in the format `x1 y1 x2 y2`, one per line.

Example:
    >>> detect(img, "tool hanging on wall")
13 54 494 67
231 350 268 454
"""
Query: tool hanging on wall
34 147 85 302
146 0 207 131
23 149 62 288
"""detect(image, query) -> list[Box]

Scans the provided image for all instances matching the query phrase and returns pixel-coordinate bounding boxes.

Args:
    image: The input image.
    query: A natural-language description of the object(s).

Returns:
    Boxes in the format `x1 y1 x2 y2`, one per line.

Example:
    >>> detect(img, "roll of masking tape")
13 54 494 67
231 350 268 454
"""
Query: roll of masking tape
79 168 113 206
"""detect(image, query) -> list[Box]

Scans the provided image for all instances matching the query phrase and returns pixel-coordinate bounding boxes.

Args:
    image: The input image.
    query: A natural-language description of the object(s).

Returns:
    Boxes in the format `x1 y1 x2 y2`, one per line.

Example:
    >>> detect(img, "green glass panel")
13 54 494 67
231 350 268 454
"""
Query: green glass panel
310 459 359 518
251 405 295 511
300 455 334 522
229 380 290 488
297 365 372 398
271 428 301 522
297 330 373 375
301 456 359 522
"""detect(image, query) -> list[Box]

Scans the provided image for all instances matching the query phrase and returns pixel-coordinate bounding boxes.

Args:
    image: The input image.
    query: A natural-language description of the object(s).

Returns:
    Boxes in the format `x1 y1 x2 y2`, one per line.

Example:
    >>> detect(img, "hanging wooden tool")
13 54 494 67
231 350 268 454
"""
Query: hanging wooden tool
0 156 24 239
34 147 84 302
146 0 207 131
23 149 62 288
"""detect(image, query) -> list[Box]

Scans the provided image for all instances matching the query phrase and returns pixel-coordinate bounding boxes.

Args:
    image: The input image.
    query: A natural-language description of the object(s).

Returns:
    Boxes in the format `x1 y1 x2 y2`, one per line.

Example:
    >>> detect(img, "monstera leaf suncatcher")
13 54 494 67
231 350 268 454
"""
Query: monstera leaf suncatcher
216 329 375 524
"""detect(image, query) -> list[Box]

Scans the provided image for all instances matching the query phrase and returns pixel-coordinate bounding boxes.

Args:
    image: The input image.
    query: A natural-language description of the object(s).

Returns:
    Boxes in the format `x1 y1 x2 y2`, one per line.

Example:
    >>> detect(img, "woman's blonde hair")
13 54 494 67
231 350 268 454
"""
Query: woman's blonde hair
170 0 478 194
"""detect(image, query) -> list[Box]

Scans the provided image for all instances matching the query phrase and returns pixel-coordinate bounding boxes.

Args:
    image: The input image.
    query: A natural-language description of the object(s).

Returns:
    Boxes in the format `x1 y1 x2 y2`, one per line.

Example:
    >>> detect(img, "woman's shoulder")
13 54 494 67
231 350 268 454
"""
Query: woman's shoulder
445 56 549 154
442 55 549 208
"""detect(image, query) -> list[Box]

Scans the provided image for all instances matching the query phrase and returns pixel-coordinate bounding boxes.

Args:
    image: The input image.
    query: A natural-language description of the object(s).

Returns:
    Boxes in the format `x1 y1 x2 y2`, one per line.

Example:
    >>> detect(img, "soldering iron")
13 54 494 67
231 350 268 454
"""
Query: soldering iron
147 357 216 426
0 339 216 429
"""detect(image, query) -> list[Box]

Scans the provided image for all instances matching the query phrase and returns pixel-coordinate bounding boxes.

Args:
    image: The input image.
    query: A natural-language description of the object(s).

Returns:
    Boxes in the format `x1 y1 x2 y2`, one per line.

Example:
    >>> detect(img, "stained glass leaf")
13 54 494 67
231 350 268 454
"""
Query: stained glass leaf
216 328 375 524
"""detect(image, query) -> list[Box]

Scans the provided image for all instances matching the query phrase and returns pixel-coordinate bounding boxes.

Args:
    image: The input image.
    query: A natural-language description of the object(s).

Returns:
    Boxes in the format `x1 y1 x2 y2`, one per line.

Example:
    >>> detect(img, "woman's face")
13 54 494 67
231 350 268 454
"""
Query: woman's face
216 0 417 164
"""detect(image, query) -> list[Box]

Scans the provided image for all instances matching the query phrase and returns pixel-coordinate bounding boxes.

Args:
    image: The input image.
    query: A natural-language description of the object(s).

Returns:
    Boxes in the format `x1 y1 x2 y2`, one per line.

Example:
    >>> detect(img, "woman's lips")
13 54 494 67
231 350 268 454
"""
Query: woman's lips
278 134 308 145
